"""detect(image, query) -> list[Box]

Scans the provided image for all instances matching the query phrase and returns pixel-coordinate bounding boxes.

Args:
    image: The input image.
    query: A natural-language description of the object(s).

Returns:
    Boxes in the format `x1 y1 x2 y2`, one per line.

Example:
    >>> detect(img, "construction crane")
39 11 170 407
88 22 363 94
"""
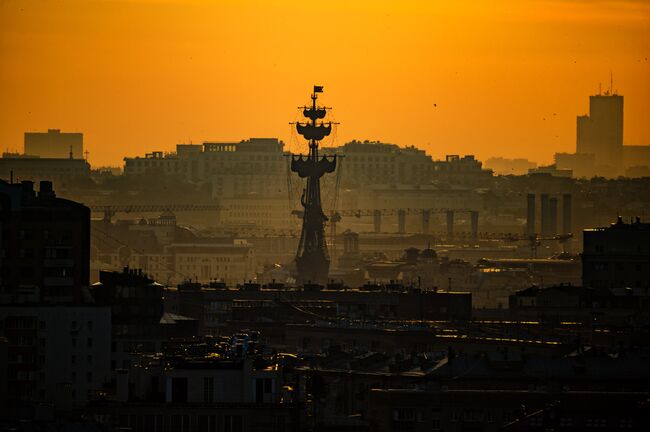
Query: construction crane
89 203 221 222
499 233 573 258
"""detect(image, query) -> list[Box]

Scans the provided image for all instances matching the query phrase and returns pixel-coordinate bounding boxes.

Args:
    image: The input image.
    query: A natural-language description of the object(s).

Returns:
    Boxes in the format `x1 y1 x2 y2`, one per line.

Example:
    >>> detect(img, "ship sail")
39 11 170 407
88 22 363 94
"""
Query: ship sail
291 155 337 178
303 107 327 120
296 122 332 141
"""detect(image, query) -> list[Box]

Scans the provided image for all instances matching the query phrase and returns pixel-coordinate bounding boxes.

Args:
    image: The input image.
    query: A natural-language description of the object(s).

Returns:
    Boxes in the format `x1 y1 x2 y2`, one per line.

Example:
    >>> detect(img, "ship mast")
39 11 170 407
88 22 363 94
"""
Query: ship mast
291 86 337 285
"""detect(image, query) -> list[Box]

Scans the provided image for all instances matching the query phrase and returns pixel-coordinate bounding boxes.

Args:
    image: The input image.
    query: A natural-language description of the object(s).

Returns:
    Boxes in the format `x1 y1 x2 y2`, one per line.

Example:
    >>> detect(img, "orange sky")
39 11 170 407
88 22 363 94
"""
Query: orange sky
0 0 648 167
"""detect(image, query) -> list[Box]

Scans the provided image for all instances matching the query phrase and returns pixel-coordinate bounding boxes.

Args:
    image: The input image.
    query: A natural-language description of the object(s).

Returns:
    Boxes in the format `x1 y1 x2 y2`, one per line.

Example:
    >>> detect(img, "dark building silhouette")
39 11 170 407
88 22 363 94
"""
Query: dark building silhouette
582 216 650 290
0 180 90 303
24 129 83 159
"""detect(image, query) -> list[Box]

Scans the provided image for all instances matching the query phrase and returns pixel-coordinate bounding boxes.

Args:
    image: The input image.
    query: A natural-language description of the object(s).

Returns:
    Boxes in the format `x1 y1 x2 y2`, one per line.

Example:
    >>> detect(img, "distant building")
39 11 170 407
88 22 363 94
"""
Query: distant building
0 180 90 304
484 157 537 176
0 153 90 189
576 94 623 170
622 145 650 171
91 216 256 286
432 155 494 187
322 140 434 187
554 152 595 178
528 164 573 178
322 141 493 189
555 92 650 178
582 217 650 290
123 138 286 188
24 129 83 159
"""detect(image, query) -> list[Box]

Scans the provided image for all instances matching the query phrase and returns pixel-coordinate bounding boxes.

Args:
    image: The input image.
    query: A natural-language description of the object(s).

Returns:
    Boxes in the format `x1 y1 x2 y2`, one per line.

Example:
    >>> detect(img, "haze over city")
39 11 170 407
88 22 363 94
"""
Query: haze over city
1 1 650 431
1 0 649 166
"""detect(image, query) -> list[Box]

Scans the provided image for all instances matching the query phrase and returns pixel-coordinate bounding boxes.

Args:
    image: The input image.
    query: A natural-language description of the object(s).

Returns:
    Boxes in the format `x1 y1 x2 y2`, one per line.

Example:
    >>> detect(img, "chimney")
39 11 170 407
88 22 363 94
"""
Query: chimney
20 180 35 202
38 181 56 199
526 194 536 236
540 194 550 236
549 197 558 235
562 194 572 234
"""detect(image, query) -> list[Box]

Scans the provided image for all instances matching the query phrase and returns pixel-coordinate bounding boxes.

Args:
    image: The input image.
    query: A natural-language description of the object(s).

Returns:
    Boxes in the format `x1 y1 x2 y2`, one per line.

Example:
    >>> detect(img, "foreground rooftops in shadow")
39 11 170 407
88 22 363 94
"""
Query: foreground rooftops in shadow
585 215 649 232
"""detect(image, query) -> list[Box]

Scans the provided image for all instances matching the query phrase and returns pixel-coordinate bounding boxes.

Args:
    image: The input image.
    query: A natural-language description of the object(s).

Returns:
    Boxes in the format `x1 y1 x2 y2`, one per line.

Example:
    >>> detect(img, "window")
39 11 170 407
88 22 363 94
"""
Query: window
224 415 243 432
171 377 188 403
393 408 415 422
170 415 190 432
274 416 286 432
586 418 607 428
198 415 217 432
560 417 574 427
204 377 214 403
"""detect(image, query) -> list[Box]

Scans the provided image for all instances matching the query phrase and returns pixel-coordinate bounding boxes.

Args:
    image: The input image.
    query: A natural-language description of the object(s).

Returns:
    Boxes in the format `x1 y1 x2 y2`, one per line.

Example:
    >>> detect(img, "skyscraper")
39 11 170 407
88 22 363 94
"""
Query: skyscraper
576 94 624 171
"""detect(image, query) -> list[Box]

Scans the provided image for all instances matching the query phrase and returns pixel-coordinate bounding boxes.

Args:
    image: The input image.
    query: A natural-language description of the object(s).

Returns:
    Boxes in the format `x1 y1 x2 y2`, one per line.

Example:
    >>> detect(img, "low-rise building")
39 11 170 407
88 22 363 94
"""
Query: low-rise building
0 154 90 190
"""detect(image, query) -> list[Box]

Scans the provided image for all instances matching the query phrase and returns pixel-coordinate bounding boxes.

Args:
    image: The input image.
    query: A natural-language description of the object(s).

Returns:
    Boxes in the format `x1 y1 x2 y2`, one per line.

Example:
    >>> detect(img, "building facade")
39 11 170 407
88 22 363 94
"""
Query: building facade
0 305 111 408
582 217 650 290
0 154 90 190
0 180 90 303
24 129 83 159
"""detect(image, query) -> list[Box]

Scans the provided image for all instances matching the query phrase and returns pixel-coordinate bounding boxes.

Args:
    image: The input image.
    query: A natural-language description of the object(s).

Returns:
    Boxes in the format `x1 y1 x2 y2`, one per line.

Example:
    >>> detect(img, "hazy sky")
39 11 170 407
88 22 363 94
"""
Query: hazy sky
0 0 648 167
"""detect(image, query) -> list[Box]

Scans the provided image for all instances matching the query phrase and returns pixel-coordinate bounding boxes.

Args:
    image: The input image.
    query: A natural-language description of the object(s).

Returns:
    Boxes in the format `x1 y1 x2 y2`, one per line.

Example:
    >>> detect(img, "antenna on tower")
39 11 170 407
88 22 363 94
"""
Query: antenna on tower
610 71 614 95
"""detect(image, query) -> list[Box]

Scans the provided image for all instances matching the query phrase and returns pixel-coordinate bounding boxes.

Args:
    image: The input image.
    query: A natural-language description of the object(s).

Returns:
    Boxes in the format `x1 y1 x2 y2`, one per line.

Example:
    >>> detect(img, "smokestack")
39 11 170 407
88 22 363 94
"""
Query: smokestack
562 194 573 253
540 194 550 236
397 209 406 234
422 210 430 234
38 181 56 199
373 210 381 234
446 210 454 239
526 194 536 236
562 194 572 235
549 197 558 235
470 211 479 239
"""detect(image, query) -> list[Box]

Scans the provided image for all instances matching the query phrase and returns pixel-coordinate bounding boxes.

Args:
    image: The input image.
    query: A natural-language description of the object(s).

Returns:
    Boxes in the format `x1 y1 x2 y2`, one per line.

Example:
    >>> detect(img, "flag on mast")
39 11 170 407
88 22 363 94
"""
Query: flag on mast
313 85 324 93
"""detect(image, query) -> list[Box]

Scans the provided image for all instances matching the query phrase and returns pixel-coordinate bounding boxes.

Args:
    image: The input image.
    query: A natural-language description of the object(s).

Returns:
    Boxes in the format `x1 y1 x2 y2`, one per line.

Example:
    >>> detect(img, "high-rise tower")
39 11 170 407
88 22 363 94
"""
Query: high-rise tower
576 93 623 170
291 86 337 285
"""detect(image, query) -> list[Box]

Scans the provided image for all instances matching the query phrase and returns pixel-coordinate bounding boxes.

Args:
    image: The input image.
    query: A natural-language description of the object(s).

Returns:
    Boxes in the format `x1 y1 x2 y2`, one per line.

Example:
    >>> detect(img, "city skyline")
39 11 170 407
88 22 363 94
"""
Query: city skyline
1 0 649 167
